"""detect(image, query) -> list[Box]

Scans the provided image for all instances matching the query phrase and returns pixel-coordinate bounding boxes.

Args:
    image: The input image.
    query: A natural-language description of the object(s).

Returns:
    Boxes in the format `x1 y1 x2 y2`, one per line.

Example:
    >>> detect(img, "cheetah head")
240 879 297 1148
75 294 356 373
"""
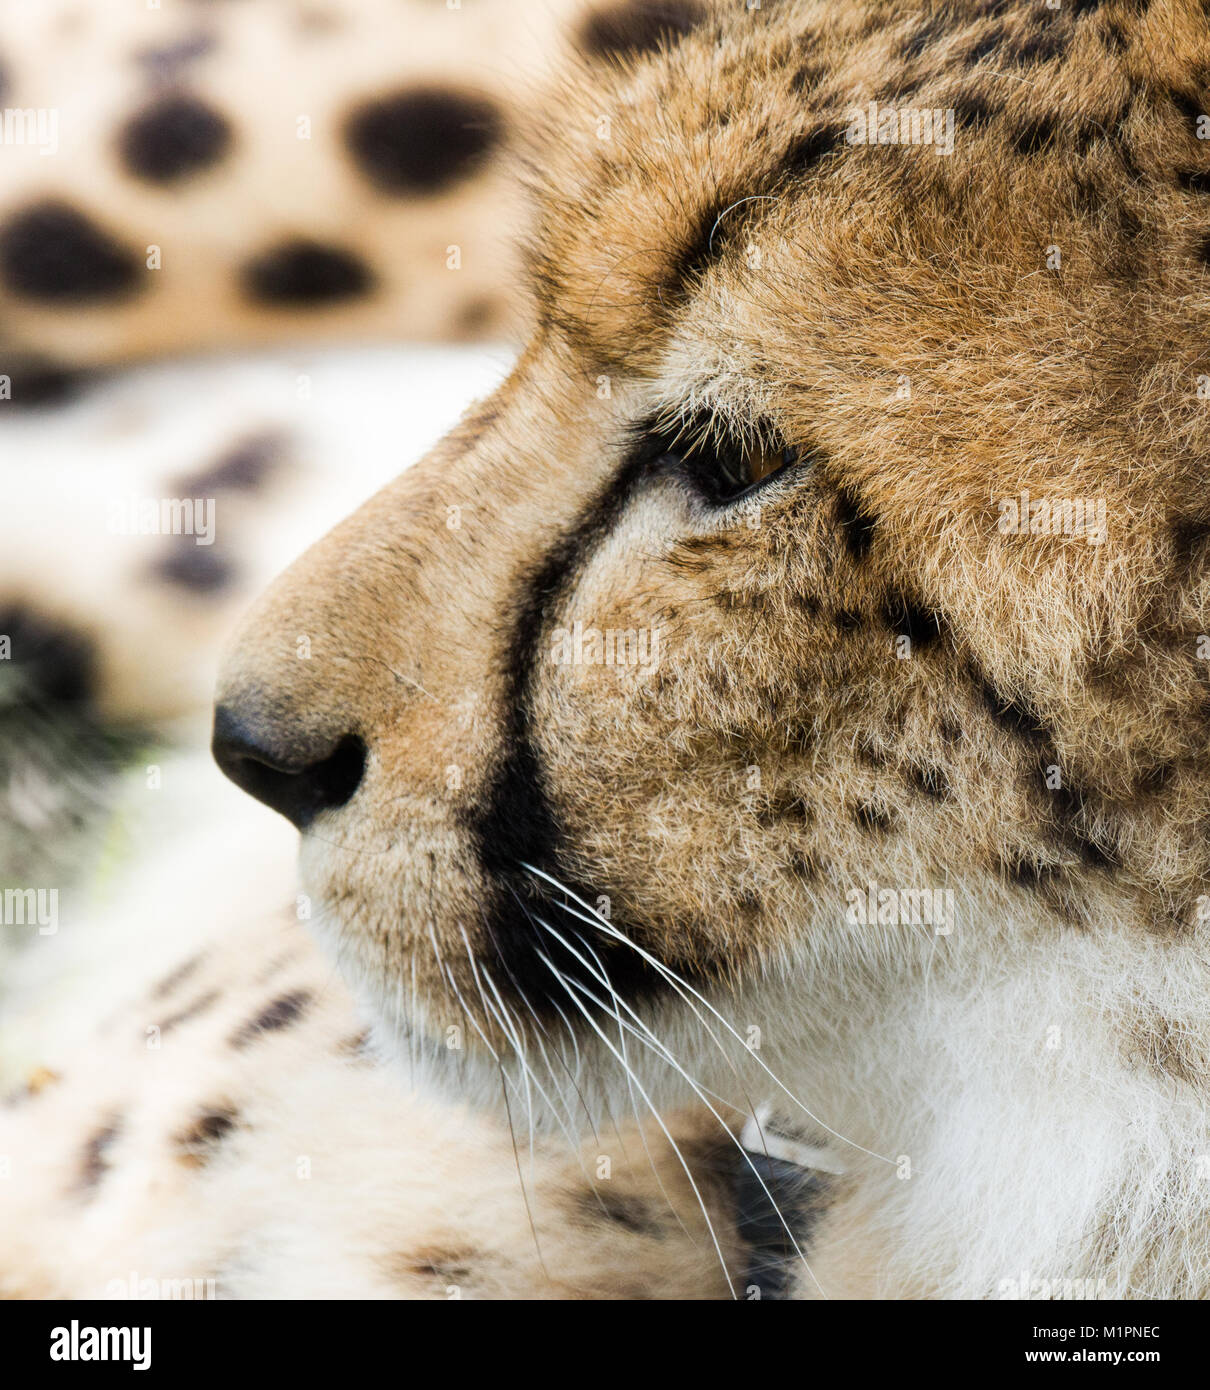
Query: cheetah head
214 0 1210 1126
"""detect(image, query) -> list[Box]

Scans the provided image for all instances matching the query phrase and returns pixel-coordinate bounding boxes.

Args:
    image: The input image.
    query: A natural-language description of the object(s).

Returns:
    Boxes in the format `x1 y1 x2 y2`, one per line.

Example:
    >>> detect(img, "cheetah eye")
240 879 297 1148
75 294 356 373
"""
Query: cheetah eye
643 414 804 506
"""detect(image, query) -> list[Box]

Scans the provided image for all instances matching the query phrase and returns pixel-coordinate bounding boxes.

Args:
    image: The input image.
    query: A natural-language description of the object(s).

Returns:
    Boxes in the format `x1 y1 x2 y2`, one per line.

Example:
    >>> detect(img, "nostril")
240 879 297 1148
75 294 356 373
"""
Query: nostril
211 704 366 829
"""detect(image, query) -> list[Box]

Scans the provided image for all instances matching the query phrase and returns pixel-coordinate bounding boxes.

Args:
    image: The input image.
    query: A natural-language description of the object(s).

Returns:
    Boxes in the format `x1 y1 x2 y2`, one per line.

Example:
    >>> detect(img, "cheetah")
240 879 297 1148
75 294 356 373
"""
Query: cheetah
5 0 1210 1301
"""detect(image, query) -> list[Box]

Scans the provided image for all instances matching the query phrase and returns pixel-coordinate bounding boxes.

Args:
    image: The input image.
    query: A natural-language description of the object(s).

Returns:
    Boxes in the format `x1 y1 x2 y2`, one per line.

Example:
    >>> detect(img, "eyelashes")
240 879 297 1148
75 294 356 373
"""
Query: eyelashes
638 411 807 506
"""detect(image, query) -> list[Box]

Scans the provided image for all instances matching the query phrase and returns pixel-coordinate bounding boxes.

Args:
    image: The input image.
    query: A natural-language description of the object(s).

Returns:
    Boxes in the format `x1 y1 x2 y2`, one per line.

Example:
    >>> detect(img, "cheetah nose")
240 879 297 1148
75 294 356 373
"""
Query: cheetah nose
211 704 365 829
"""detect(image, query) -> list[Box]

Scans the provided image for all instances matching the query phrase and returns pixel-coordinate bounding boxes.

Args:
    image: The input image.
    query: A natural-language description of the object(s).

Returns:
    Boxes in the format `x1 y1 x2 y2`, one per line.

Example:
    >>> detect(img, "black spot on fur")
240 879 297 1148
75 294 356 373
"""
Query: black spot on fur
1068 827 1120 872
0 201 140 303
1050 784 1120 870
1177 169 1210 194
832 608 863 633
1196 232 1210 267
344 87 502 196
0 606 94 704
241 239 374 306
782 122 845 181
152 953 203 998
977 678 1049 741
951 91 1000 131
229 989 314 1048
151 545 235 595
1138 761 1176 794
964 28 1005 64
0 358 95 409
76 1116 123 1195
834 487 876 560
401 1249 477 1284
176 1105 239 1166
578 1187 665 1236
176 432 285 496
899 16 950 59
791 63 823 95
1172 517 1210 564
578 0 703 61
788 850 820 882
764 791 813 825
135 32 217 82
118 92 232 184
196 436 275 486
907 764 950 800
879 73 925 102
456 295 500 337
1100 19 1127 53
881 597 942 648
853 800 895 833
1000 852 1063 893
1007 27 1068 65
1013 115 1059 156
339 1029 373 1058
1168 86 1207 135
939 719 964 749
160 988 220 1033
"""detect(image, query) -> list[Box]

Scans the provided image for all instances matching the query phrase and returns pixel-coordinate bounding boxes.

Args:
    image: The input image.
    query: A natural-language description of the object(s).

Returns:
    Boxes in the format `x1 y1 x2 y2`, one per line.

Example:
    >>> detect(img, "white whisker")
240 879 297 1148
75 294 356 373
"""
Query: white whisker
532 944 737 1298
524 862 898 1168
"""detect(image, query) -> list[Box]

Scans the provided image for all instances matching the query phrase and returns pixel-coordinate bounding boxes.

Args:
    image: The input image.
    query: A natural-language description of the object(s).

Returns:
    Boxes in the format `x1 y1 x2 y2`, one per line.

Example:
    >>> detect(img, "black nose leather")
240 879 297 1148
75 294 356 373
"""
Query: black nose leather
211 704 365 828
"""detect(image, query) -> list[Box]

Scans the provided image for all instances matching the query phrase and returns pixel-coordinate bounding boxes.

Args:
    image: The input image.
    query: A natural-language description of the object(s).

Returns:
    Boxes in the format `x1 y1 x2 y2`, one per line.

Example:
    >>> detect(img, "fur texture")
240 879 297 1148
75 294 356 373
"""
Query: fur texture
6 0 1210 1298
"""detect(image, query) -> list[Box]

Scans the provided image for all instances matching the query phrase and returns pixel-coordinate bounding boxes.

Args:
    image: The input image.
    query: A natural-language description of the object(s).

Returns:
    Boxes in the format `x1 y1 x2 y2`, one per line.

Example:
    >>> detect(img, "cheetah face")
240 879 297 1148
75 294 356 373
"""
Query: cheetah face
214 1 1210 1119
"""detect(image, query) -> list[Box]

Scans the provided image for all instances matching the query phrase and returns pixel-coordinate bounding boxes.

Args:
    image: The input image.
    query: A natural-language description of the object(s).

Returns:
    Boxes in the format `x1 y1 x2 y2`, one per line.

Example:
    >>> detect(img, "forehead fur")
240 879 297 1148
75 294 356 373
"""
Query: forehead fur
523 0 1210 777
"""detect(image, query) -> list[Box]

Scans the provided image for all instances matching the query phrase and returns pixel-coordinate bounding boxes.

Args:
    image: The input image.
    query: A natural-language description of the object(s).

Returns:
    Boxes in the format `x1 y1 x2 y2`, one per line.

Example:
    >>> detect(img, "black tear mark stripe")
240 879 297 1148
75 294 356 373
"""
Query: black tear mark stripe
228 989 313 1048
467 442 692 1016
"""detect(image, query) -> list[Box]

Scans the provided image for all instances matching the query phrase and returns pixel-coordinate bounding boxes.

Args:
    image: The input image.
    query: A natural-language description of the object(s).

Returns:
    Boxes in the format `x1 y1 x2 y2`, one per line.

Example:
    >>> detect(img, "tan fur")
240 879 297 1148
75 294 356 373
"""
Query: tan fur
6 0 1210 1298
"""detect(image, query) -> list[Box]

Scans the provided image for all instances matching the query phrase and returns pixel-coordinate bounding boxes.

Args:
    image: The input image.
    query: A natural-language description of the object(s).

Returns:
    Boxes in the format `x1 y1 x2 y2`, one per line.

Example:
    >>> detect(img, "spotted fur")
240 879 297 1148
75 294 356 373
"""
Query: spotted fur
5 0 1210 1299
